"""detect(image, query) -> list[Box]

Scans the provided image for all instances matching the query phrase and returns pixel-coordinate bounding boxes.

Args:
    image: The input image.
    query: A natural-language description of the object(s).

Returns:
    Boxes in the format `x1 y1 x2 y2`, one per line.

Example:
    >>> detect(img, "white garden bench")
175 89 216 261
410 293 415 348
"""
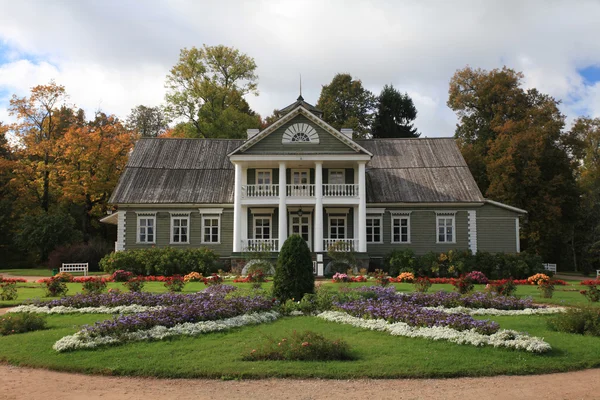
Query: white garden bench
60 263 89 276
543 263 557 274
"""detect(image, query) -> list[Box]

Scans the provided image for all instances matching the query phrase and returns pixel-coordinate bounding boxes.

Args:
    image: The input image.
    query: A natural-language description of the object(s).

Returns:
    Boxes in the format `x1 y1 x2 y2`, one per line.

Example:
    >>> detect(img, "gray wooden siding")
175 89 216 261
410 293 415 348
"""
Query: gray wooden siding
124 208 234 257
476 203 519 253
243 115 357 154
366 209 469 257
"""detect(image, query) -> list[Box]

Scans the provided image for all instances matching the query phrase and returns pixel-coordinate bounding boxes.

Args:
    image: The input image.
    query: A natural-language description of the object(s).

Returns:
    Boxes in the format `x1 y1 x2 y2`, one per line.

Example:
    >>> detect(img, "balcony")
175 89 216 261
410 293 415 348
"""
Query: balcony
242 185 279 198
243 239 279 252
323 184 358 197
287 184 315 197
323 238 359 252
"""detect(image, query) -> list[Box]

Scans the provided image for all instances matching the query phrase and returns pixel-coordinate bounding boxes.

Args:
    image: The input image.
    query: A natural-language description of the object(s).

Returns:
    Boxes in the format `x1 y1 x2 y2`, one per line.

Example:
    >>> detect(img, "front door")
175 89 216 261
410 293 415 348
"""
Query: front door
290 214 311 250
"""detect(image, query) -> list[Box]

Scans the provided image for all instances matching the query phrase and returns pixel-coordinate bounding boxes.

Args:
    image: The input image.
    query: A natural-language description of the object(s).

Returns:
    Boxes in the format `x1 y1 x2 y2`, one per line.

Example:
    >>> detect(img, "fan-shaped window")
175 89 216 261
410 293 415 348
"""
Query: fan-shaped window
282 123 319 144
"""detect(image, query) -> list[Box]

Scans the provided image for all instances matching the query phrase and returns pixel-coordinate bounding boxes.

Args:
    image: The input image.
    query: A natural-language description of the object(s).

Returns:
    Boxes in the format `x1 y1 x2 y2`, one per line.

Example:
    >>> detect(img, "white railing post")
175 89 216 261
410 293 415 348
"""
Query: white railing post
278 162 287 251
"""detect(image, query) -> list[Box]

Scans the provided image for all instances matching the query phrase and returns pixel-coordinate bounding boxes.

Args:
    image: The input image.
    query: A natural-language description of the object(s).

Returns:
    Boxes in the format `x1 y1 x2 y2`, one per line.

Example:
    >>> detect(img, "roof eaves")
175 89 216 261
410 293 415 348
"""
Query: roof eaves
485 199 527 214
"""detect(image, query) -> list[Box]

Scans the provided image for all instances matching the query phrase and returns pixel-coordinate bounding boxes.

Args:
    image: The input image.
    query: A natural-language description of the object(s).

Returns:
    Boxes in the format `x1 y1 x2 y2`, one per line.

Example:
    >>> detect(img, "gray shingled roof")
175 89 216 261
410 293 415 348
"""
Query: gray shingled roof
109 137 483 204
109 138 243 204
357 138 484 203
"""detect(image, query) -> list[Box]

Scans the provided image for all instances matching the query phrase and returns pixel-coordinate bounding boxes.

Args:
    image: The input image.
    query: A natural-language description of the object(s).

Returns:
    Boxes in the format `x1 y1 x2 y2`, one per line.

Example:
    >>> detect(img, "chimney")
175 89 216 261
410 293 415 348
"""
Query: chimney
247 129 260 139
340 128 353 139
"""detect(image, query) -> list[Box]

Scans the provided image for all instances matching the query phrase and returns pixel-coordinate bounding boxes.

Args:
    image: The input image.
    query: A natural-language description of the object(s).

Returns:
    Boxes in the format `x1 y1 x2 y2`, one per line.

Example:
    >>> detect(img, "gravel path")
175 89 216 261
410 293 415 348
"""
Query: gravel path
0 364 599 400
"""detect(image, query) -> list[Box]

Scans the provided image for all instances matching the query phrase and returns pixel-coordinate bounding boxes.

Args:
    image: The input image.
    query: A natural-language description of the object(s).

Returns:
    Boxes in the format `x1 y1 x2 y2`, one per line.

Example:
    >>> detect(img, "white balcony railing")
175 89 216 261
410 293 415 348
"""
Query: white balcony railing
323 184 359 197
323 238 359 252
287 184 315 197
244 239 279 252
242 185 279 198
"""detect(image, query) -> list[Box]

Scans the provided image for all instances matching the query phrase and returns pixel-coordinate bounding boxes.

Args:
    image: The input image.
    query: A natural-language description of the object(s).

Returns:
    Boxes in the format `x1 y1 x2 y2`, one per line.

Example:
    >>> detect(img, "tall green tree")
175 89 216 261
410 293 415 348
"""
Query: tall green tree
164 45 260 138
372 84 419 138
316 73 376 139
126 105 169 137
448 66 579 265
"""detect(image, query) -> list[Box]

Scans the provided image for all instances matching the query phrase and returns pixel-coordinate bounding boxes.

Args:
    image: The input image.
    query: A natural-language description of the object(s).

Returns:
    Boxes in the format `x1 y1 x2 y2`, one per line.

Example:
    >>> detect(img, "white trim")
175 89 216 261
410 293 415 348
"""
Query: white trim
117 211 126 251
198 208 224 215
230 154 372 162
291 169 310 185
169 211 191 217
328 215 347 240
253 215 272 240
255 169 273 185
136 215 156 244
328 169 345 185
485 199 527 214
119 204 234 208
99 213 118 225
366 215 383 244
391 215 411 244
250 208 275 215
389 210 412 216
201 215 221 244
282 123 320 144
515 217 521 253
135 211 157 216
367 208 386 215
289 211 312 251
287 206 314 213
468 210 477 254
436 213 456 244
325 207 350 214
170 215 190 245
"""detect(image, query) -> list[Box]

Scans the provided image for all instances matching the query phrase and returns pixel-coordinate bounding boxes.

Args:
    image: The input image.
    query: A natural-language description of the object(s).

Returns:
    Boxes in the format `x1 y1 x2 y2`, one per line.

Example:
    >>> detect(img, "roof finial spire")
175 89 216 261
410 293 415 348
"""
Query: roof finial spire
297 74 304 101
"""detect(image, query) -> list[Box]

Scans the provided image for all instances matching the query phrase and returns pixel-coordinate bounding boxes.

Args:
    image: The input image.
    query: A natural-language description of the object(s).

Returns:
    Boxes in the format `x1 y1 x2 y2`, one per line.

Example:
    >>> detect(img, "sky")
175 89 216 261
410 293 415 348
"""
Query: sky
1 0 600 137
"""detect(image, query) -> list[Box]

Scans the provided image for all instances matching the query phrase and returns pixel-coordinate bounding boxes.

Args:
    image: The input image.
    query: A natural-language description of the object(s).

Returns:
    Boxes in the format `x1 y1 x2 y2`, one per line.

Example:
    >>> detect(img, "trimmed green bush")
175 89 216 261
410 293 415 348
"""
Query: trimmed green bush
0 313 47 336
99 247 218 276
547 307 600 336
273 235 314 302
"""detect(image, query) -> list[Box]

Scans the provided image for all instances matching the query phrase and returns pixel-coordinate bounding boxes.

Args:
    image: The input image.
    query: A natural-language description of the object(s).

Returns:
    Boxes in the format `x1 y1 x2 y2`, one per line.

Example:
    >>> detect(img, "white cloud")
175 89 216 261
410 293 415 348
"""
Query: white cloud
1 0 600 136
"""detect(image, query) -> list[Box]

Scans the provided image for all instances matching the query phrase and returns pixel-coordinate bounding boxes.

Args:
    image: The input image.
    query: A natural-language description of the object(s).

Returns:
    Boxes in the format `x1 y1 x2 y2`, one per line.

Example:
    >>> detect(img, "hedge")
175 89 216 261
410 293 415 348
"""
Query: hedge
99 247 218 276
384 249 546 280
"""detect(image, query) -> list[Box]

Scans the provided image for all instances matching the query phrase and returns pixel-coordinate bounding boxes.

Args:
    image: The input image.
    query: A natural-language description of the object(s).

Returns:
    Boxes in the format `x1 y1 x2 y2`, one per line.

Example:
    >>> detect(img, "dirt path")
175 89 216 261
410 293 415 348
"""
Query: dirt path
0 364 599 400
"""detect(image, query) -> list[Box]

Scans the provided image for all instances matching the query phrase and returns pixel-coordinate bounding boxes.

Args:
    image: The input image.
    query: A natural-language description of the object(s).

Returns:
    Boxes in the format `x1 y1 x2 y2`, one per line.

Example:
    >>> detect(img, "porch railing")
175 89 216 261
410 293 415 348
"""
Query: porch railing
242 185 279 198
323 238 359 252
243 239 279 252
286 184 315 197
323 184 359 197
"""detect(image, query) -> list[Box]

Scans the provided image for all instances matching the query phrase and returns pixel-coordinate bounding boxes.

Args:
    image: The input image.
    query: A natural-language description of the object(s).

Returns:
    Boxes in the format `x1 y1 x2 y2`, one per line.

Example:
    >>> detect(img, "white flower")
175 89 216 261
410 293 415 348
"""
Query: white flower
422 306 566 316
316 311 551 353
9 305 163 315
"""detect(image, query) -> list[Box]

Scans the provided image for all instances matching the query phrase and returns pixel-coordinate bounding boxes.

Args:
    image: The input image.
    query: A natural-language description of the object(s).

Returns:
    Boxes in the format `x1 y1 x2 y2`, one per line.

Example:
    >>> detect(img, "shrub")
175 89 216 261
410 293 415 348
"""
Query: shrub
183 272 203 282
414 277 432 293
326 241 358 274
538 281 555 298
123 277 145 293
81 278 107 295
48 238 113 271
465 271 488 284
396 272 415 283
374 269 390 287
385 249 416 276
332 273 350 283
548 307 600 336
485 279 517 296
243 330 354 361
273 235 315 302
528 273 551 285
452 275 474 294
580 285 600 302
99 247 218 276
44 277 68 297
0 282 18 301
53 272 73 282
164 275 186 292
242 259 275 276
0 313 47 336
111 270 133 282
203 273 223 286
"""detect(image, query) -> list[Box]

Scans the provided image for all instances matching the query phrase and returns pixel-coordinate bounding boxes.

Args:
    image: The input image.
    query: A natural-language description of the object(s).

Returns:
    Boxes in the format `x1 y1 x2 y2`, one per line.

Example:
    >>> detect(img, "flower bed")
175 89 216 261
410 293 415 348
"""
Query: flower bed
54 311 280 352
424 305 566 316
0 277 27 283
318 311 551 353
581 279 600 286
11 304 163 314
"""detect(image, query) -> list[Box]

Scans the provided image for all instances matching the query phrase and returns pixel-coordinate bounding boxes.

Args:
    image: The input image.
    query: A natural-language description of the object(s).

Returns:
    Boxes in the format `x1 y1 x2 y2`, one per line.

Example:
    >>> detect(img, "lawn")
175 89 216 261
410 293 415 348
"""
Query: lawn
0 268 106 277
1 278 599 379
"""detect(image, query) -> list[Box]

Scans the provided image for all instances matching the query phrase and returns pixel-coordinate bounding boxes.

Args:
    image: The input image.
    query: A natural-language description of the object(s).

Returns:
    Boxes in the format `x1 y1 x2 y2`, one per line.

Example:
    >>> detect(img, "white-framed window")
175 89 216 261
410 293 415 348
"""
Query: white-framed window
254 216 271 240
392 216 410 243
436 213 456 243
202 216 220 244
256 169 272 185
291 169 309 185
137 214 156 244
329 216 346 239
170 215 190 244
366 216 383 244
328 169 345 185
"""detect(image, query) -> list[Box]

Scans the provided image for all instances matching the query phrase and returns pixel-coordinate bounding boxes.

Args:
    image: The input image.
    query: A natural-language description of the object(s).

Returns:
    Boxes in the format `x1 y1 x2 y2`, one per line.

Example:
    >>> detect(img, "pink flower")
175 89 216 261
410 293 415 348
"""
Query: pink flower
302 342 310 347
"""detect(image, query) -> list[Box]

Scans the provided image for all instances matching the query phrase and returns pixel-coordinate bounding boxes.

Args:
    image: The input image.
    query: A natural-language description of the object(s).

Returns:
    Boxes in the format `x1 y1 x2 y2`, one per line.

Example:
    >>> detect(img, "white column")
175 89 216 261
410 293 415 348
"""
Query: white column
233 163 242 252
278 162 287 250
467 210 477 254
116 211 126 251
358 162 367 252
314 162 323 252
241 206 248 249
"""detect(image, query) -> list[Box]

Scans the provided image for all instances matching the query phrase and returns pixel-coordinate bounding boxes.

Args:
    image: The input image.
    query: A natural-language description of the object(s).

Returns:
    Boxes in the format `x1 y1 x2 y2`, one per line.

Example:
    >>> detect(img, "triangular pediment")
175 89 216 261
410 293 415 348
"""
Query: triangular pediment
228 107 373 156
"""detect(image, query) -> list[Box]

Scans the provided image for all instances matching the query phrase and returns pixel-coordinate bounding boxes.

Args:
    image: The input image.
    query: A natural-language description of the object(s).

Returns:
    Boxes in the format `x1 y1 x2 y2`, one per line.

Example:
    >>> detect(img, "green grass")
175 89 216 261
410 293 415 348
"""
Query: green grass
0 313 598 379
0 268 106 277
